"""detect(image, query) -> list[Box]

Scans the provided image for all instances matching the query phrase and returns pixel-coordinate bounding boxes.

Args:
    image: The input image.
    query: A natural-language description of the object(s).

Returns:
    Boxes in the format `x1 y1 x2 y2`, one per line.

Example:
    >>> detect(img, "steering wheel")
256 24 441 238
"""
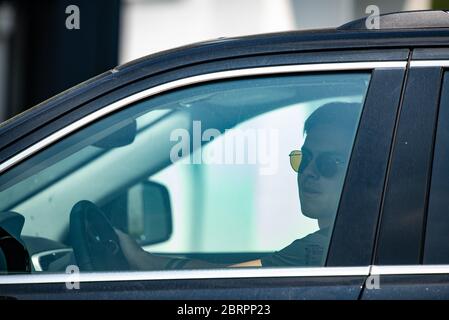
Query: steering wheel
69 200 129 271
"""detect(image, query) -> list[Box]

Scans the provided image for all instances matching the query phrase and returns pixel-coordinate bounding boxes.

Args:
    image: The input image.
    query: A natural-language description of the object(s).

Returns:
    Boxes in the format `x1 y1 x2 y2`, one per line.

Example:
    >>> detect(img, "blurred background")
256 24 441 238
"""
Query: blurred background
0 0 443 122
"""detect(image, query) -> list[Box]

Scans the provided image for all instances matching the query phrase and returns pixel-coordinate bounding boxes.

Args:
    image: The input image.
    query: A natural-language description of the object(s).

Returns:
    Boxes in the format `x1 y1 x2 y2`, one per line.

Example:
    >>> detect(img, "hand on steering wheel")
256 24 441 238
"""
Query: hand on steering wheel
69 200 129 271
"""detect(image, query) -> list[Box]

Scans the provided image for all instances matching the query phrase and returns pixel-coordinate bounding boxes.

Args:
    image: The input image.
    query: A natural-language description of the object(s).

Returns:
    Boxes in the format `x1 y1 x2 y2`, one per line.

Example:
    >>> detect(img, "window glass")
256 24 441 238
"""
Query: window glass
0 73 370 272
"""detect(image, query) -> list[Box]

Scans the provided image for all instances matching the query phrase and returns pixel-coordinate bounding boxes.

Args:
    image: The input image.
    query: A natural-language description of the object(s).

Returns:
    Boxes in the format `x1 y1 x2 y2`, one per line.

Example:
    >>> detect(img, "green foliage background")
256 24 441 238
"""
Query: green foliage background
433 0 449 10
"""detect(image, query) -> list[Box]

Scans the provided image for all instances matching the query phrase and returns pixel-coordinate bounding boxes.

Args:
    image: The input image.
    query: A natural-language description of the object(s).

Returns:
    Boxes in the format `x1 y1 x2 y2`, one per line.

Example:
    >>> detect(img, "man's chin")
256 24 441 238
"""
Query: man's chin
302 210 320 219
301 207 332 220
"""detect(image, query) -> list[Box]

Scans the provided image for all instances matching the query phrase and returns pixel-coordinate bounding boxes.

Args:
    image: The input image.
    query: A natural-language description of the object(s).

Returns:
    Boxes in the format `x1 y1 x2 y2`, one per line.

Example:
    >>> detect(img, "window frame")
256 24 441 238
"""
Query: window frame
0 60 407 285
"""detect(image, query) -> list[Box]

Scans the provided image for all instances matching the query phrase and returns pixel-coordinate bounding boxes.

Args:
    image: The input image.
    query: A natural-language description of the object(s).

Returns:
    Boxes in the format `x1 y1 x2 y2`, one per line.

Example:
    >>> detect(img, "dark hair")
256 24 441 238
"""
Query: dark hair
304 102 361 136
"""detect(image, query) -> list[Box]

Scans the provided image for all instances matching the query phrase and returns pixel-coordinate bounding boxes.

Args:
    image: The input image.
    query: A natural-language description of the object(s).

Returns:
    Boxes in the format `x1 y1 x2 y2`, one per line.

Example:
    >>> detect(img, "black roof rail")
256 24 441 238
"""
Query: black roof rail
338 10 449 30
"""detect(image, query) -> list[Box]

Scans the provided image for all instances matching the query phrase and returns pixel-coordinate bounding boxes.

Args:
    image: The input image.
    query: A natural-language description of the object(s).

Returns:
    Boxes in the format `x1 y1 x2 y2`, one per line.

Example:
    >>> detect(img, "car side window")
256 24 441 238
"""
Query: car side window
424 71 449 264
0 73 370 273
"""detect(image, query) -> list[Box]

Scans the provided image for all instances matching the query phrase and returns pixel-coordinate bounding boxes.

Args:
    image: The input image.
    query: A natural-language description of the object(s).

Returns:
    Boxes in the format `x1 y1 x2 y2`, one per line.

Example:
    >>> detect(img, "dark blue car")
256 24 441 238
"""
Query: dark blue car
1 10 449 300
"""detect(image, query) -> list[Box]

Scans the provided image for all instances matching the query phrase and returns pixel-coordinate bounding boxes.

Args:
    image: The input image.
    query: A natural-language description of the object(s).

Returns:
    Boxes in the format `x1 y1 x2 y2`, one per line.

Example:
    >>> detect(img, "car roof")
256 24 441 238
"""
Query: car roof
2 10 449 155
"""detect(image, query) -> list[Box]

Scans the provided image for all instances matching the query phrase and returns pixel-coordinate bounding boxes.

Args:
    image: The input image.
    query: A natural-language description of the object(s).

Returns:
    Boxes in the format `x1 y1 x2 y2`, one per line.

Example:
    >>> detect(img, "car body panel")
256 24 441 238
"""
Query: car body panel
0 275 366 300
375 66 443 265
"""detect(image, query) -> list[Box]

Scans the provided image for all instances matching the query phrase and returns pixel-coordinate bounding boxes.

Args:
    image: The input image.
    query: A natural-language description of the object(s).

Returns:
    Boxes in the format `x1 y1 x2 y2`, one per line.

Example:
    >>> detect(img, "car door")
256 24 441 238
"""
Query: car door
0 48 406 300
362 48 449 299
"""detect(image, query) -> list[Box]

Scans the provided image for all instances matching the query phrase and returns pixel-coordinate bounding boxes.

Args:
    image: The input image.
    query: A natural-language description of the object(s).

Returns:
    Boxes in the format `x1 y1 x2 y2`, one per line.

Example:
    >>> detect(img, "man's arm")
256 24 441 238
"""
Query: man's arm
116 228 262 270
230 260 262 267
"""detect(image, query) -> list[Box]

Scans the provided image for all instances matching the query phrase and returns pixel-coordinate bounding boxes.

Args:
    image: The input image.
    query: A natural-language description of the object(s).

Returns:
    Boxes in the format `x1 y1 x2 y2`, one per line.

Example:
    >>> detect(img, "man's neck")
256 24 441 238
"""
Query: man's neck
318 218 332 229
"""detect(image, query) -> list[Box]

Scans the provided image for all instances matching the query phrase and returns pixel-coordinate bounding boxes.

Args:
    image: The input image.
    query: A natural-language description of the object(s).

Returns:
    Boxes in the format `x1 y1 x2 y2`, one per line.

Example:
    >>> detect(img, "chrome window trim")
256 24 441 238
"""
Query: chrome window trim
0 266 370 285
31 248 73 272
0 61 406 174
371 265 449 275
5 264 449 285
410 60 449 67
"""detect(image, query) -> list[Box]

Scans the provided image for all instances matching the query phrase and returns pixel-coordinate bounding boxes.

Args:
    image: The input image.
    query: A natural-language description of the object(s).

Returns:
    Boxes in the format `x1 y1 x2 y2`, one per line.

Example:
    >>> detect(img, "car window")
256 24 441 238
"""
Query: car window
0 72 370 272
424 71 449 264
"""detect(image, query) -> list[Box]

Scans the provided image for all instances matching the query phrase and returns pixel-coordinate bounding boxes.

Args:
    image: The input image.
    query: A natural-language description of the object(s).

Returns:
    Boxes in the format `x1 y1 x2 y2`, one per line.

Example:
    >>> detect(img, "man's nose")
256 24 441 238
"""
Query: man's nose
299 159 320 180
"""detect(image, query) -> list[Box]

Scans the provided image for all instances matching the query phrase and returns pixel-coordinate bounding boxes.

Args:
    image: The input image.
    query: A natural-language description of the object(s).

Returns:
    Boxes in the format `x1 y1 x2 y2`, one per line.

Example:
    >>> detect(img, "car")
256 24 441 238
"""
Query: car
2 10 449 300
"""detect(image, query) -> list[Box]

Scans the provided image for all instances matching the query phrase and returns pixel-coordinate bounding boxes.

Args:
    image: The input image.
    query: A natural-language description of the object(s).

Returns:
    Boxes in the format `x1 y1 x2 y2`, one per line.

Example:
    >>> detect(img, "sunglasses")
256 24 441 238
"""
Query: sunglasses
289 149 345 178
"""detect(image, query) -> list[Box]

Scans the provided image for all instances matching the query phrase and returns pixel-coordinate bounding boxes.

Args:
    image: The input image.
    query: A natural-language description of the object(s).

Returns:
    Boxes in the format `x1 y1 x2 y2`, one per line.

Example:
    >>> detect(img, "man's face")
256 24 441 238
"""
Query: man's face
298 124 350 220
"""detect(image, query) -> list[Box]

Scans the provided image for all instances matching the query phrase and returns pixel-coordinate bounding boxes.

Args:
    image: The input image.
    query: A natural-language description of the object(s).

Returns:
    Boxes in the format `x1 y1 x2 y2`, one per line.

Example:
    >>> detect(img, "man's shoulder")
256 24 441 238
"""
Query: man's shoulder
260 228 331 267
289 227 330 246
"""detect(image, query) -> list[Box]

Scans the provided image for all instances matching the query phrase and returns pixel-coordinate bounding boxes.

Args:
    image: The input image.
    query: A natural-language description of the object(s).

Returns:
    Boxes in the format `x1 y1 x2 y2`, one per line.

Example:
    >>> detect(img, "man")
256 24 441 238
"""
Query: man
115 102 360 269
